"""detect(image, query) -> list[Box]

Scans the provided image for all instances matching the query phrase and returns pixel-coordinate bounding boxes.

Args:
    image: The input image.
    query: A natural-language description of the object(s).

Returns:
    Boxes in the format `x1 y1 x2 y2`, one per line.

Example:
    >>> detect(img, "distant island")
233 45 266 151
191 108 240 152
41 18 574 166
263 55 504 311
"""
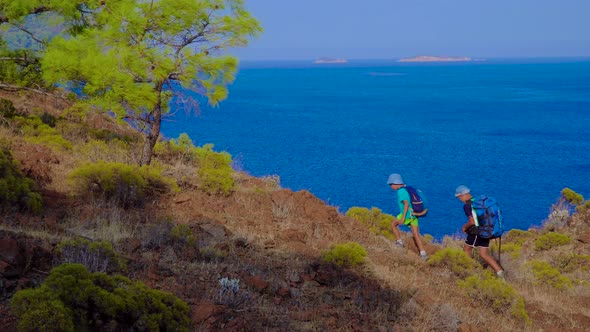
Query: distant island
398 55 472 62
314 57 347 64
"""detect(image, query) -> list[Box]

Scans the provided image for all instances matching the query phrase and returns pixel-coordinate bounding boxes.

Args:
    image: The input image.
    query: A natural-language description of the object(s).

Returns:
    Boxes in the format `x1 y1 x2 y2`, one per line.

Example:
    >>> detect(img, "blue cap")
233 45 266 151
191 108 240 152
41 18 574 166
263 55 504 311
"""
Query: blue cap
387 173 404 185
455 185 470 197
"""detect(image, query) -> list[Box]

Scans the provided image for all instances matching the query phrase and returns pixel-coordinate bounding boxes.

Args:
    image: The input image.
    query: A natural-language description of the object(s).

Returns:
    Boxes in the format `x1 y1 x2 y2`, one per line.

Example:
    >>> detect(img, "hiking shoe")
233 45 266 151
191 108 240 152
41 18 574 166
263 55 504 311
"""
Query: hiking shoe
394 241 404 248
496 270 506 280
420 254 429 261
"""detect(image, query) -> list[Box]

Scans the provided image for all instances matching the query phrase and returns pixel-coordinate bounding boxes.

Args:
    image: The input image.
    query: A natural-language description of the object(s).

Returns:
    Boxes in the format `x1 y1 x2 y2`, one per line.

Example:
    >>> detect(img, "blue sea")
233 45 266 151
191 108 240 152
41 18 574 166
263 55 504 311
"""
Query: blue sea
165 58 590 240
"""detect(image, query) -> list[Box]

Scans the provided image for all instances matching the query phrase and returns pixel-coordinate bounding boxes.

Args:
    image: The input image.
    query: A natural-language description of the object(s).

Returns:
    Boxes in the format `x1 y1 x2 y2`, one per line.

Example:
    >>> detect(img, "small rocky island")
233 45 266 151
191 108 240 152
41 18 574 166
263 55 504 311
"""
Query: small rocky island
398 55 472 62
314 57 347 64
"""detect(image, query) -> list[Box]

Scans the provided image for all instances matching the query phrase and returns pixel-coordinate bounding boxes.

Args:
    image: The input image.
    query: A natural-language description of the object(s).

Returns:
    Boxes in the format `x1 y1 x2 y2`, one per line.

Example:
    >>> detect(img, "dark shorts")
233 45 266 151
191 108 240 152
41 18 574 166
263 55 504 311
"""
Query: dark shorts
465 234 490 248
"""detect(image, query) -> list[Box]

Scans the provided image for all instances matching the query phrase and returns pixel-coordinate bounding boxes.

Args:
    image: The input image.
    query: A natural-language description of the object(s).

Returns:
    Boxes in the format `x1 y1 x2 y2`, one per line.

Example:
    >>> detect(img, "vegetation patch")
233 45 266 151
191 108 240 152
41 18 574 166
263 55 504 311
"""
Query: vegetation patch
0 148 42 214
196 144 235 196
322 242 368 268
529 260 572 290
15 115 73 151
10 263 190 331
345 207 395 238
170 224 196 248
68 161 178 207
428 248 479 277
0 98 19 119
534 232 571 251
505 229 533 245
496 242 522 259
552 253 590 273
55 238 125 273
561 187 584 205
458 271 530 324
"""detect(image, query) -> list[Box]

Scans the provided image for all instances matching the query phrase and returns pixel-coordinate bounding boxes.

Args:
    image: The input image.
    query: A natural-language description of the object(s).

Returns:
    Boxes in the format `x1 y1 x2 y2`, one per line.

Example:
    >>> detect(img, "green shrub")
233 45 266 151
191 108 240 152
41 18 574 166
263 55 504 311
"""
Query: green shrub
154 133 197 162
199 246 227 262
576 200 590 214
10 263 190 331
196 144 234 196
16 116 73 150
561 187 584 205
505 229 533 245
497 242 522 259
346 207 395 238
529 260 572 290
0 98 19 119
534 232 572 251
170 224 196 247
458 271 530 323
0 148 42 214
68 161 178 207
322 242 368 268
552 253 590 273
56 238 125 273
428 248 478 277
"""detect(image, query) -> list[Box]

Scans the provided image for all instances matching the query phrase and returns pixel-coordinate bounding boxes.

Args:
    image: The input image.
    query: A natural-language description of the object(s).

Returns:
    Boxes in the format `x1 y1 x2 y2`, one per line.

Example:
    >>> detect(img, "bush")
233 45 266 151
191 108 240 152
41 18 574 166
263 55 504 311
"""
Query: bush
170 224 196 247
55 238 125 273
346 207 395 238
10 264 191 331
529 260 572 290
428 248 478 277
215 277 250 309
0 98 18 119
576 200 590 214
154 133 197 163
505 229 533 245
552 253 590 273
68 161 178 207
196 144 234 196
561 187 584 205
199 246 227 262
534 232 571 251
0 148 42 214
497 242 522 259
322 242 368 268
458 271 530 323
16 116 73 151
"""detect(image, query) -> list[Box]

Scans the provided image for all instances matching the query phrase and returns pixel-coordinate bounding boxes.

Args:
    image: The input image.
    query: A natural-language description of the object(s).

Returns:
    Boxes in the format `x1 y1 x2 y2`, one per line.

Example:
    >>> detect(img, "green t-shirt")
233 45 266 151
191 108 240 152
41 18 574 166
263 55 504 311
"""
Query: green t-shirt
396 187 412 219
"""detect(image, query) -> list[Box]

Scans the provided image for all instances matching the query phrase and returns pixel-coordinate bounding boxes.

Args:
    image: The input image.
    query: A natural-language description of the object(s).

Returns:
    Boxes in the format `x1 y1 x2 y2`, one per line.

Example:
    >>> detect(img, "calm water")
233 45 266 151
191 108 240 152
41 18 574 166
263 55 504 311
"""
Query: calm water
165 58 590 239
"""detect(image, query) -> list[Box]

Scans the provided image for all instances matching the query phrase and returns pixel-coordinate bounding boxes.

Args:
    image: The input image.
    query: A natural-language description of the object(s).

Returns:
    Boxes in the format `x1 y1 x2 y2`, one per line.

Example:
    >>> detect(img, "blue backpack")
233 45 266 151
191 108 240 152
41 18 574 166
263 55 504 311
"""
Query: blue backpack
472 195 504 238
405 186 428 217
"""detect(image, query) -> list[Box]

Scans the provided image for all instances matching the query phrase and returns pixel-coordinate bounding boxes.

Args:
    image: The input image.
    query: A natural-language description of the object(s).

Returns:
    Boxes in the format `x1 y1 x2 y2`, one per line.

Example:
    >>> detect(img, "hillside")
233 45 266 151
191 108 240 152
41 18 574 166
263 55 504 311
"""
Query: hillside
0 90 589 331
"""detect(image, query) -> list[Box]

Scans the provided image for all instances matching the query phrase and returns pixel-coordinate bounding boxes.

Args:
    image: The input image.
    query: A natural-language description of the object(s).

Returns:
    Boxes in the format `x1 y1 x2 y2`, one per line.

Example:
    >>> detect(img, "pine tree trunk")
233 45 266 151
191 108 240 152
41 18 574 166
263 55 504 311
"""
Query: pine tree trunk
139 84 163 166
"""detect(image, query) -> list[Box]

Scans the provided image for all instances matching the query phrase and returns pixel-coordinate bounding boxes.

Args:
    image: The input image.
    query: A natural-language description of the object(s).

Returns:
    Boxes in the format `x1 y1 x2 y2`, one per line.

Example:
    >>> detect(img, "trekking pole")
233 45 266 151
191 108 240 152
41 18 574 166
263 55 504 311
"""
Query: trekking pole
498 237 502 265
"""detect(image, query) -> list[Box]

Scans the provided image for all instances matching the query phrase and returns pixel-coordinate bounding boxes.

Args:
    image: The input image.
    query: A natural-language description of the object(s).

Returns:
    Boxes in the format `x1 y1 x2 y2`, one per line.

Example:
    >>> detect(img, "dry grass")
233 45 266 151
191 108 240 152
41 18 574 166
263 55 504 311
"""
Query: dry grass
62 199 139 247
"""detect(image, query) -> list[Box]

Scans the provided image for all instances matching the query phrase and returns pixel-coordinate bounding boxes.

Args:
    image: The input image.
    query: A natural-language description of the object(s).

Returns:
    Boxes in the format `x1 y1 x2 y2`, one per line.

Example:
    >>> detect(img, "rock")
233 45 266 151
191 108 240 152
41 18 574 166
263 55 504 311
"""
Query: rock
577 231 590 244
174 193 192 204
279 229 306 243
160 247 178 264
457 322 482 332
245 275 269 292
191 301 223 323
0 238 22 264
277 287 290 297
288 271 302 283
289 287 302 298
412 289 436 308
200 223 227 239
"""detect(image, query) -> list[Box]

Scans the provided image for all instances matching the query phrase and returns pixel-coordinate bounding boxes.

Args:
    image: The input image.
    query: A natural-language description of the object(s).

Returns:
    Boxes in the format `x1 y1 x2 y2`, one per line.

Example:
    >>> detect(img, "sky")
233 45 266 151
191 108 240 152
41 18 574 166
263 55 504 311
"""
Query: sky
234 0 590 60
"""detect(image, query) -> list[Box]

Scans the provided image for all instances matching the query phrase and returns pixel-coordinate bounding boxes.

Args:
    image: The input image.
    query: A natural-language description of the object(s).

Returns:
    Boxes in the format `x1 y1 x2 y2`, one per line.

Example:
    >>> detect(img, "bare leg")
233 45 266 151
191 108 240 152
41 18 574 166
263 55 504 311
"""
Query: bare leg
463 244 473 257
410 224 426 252
391 219 402 240
479 247 503 272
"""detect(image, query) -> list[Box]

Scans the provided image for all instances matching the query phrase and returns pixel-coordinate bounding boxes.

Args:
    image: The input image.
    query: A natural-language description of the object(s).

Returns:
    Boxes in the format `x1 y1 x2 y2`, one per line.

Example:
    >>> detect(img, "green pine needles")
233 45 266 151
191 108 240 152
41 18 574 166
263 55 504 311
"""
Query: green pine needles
10 263 191 331
0 147 42 214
